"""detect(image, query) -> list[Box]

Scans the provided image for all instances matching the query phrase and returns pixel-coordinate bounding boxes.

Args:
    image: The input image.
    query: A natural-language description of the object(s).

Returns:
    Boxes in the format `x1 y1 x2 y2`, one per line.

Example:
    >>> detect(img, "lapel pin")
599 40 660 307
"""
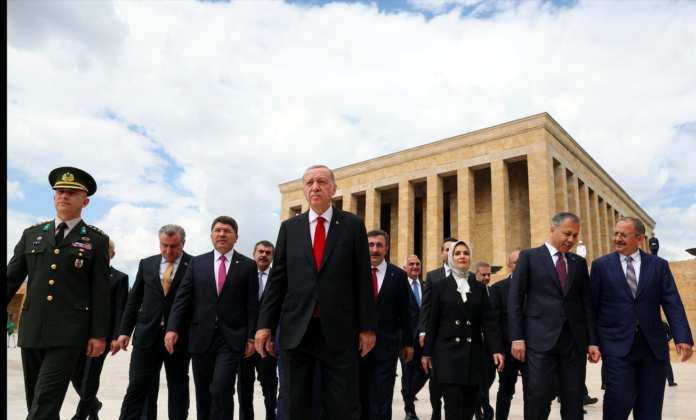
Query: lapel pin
42 224 51 231
80 226 87 234
336 221 339 224
185 262 188 266
572 257 575 260
236 261 239 264
37 236 43 240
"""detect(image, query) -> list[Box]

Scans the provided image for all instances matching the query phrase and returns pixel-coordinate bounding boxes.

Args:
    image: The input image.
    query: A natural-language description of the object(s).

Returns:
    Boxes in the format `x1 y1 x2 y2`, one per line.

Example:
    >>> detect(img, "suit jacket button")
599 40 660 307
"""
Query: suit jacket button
54 249 60 254
456 338 460 342
47 296 53 301
49 280 54 285
467 337 472 342
51 264 57 269
32 250 35 253
467 321 471 325
456 320 461 325
86 307 89 311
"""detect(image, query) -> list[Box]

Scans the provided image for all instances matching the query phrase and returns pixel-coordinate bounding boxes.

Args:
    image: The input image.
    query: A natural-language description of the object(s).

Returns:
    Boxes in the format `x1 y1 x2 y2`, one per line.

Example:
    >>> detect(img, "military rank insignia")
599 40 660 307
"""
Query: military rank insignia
80 227 87 234
75 259 84 268
33 241 41 245
42 224 51 231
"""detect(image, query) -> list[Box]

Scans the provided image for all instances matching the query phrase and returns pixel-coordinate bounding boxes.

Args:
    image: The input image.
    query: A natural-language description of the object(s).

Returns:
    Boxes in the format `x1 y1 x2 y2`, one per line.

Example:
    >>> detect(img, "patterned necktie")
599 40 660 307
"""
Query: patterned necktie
55 222 68 244
218 255 226 295
372 268 379 298
413 281 421 308
258 272 264 301
162 262 174 322
626 256 638 297
312 216 326 317
555 252 567 321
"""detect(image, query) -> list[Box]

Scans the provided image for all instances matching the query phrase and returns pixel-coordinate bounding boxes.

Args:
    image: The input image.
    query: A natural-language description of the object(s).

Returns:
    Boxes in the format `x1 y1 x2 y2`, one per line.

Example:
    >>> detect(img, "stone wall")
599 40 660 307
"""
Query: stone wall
667 259 696 363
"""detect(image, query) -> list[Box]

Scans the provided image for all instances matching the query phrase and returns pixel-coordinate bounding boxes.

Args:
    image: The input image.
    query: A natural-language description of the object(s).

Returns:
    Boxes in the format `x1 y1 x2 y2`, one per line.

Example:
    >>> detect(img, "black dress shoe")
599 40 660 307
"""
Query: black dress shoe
669 382 678 387
601 384 606 390
583 410 587 414
88 400 102 420
475 414 484 420
405 411 420 420
583 396 598 405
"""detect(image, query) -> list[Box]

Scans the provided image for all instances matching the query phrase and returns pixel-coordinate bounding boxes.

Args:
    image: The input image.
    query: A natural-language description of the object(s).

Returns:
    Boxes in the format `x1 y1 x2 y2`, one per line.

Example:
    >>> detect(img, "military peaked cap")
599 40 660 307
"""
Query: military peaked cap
48 167 97 196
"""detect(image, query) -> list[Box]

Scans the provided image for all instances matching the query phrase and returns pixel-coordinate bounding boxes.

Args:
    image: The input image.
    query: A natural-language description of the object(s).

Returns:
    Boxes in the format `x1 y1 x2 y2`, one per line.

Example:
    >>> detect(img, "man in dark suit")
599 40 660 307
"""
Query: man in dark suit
649 232 659 256
663 321 677 387
165 216 258 420
400 255 427 420
359 230 413 420
238 240 279 420
509 212 600 420
474 262 495 420
70 239 129 420
255 165 377 420
590 217 693 420
489 251 529 420
7 167 111 420
117 225 193 420
418 237 458 420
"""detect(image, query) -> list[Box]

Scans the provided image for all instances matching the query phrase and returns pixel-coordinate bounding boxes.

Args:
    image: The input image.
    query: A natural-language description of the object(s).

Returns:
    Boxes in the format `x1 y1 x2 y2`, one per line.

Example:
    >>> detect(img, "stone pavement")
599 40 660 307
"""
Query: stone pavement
6 344 696 419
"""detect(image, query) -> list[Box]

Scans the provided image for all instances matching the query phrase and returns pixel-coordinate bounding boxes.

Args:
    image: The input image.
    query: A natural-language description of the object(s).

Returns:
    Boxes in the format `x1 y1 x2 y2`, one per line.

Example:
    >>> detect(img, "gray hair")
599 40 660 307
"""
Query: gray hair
551 212 581 228
617 217 646 236
108 239 115 252
474 261 490 273
305 165 336 184
403 254 420 267
158 224 186 242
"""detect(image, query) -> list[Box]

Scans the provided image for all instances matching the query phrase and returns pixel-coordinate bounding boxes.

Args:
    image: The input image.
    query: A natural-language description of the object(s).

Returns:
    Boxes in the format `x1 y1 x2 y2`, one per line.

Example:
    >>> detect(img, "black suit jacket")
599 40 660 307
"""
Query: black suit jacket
423 273 502 386
372 262 412 360
119 252 193 349
168 250 259 354
508 245 598 352
108 266 129 341
489 276 512 356
418 265 447 334
257 206 377 351
405 278 425 342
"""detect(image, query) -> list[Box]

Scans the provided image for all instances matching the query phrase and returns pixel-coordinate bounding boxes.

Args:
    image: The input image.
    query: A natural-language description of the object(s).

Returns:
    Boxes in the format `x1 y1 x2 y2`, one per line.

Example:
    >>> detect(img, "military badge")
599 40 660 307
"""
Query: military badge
33 241 41 245
37 236 43 240
43 223 51 231
71 242 92 250
82 237 90 242
80 227 87 234
62 172 75 182
75 259 84 268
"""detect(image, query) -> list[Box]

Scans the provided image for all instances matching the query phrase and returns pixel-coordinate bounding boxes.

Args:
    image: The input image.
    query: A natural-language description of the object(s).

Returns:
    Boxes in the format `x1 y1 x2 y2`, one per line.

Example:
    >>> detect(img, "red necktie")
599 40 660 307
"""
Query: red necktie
218 255 227 294
312 217 326 317
372 267 379 298
555 252 567 321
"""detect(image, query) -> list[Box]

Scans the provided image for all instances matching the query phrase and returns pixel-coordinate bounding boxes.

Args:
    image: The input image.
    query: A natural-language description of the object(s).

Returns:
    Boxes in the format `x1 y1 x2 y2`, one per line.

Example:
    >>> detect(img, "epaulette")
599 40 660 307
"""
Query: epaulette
27 220 52 230
88 225 107 236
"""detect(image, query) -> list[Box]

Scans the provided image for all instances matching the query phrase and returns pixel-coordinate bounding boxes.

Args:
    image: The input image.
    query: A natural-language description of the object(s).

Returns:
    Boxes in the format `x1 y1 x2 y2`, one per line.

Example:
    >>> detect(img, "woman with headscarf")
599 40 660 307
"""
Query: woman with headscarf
422 240 505 420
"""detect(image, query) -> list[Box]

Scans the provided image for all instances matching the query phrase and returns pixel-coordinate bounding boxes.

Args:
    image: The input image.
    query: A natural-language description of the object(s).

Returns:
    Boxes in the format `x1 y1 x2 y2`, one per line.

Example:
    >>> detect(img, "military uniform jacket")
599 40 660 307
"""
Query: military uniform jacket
649 238 659 251
6 219 111 348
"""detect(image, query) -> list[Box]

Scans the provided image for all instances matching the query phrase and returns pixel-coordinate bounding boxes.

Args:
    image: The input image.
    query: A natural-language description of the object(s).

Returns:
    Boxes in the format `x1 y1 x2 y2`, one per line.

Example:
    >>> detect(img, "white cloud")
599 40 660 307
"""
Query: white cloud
6 210 52 264
7 181 25 201
6 0 696 269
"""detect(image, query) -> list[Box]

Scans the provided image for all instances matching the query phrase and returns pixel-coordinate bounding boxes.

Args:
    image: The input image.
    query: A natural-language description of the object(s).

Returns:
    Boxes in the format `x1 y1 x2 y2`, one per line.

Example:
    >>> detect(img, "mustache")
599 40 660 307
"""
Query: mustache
259 257 268 261
615 241 626 246
370 252 381 257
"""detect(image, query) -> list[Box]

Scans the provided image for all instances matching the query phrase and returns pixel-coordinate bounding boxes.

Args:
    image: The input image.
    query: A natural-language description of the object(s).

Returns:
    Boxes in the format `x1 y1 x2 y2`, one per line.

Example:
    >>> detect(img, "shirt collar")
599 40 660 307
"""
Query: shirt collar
372 259 388 272
620 249 641 263
259 267 271 276
407 277 421 285
444 264 451 275
161 253 184 266
309 206 333 224
55 216 82 232
545 241 564 258
214 248 235 262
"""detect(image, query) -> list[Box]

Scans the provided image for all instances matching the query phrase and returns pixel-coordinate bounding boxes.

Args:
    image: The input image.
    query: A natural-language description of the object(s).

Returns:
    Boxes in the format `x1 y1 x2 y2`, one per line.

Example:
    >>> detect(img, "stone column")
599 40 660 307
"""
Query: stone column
457 167 476 248
566 171 580 216
528 148 556 247
390 191 399 265
491 160 511 277
554 162 569 213
343 193 358 215
450 191 458 239
280 207 295 223
426 174 444 274
397 181 415 269
589 190 602 259
598 199 608 256
578 183 594 262
365 188 381 232
605 204 614 253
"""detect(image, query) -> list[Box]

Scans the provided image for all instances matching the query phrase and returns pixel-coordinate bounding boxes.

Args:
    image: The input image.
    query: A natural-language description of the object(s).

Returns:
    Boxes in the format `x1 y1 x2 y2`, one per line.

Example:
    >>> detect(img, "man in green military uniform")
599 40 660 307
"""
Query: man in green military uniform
6 167 111 420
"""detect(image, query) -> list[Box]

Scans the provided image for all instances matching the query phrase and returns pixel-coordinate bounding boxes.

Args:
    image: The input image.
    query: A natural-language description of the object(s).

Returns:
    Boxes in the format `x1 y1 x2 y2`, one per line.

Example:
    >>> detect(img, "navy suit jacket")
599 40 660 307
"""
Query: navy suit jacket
372 262 412 361
404 277 425 342
509 244 598 352
589 250 693 360
168 250 259 354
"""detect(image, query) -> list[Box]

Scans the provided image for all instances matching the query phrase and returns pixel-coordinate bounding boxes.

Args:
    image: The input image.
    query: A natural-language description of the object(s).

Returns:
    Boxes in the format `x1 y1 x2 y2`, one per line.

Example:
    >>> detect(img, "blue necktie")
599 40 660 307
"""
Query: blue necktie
413 281 421 308
258 272 264 301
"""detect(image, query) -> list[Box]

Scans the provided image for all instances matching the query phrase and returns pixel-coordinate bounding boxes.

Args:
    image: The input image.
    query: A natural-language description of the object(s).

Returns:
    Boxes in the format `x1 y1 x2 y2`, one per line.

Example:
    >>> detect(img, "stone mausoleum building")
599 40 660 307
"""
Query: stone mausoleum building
278 113 655 281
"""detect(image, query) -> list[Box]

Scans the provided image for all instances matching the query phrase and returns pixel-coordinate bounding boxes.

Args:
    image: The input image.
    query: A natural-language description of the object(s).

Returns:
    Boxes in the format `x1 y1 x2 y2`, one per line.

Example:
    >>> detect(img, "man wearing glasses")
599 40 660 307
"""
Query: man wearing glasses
590 217 693 420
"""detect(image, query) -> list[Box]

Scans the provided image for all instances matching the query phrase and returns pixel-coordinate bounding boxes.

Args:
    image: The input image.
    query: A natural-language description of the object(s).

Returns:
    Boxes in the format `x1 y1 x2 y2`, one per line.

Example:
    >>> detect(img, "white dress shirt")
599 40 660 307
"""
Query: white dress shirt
407 277 422 303
309 206 333 245
159 253 184 285
620 249 641 284
54 216 82 238
213 249 236 295
576 245 587 258
545 241 568 273
371 259 388 293
258 267 271 294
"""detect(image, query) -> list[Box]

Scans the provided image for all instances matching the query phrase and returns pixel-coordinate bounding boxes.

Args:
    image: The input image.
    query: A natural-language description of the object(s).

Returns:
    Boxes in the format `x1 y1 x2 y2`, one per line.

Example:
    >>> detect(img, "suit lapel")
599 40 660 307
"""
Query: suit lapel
204 251 218 295
60 219 86 248
296 212 317 273
319 207 345 272
537 245 563 294
635 250 653 299
151 256 165 295
376 264 392 305
607 251 634 300
170 252 191 290
219 250 240 298
463 275 477 314
565 253 577 295
445 276 471 320
43 222 57 249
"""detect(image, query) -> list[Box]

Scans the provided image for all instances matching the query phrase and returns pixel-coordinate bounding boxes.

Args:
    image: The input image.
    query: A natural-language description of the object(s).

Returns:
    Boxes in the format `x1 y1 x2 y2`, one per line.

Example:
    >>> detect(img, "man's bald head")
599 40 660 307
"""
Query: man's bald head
508 251 520 275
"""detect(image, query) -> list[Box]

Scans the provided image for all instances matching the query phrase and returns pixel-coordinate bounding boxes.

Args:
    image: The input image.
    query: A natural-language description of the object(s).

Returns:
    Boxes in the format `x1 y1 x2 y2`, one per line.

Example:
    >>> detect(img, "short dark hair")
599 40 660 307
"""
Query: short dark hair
367 229 390 246
441 237 458 251
254 240 275 255
617 216 646 236
475 262 490 273
211 216 238 234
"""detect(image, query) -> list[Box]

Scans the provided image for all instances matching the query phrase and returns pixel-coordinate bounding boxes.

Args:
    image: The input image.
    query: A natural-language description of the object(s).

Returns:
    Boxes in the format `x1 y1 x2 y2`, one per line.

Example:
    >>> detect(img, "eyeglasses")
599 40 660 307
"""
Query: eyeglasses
213 229 234 235
368 243 385 249
612 232 640 240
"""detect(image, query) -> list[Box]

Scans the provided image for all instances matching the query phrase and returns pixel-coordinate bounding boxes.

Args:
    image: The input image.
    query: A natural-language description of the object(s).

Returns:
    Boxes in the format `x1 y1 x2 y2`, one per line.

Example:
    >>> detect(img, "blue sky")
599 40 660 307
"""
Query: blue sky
7 0 696 283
